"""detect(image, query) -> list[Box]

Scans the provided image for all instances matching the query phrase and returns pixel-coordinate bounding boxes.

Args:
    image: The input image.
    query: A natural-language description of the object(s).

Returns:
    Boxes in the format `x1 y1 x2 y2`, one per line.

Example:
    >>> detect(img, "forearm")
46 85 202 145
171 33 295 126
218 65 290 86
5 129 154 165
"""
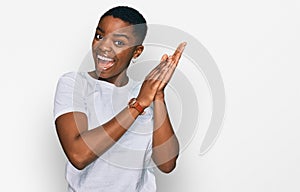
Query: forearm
82 107 139 151
152 98 179 173
60 107 140 170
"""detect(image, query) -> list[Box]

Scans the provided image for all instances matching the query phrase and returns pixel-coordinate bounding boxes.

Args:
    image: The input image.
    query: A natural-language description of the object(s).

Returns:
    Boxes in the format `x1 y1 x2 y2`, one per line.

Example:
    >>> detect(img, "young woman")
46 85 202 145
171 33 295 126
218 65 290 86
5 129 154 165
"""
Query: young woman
54 6 186 191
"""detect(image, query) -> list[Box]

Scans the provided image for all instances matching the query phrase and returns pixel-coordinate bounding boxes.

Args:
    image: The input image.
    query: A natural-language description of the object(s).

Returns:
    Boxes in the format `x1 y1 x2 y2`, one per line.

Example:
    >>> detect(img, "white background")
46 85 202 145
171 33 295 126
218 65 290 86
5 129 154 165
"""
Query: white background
1 0 299 191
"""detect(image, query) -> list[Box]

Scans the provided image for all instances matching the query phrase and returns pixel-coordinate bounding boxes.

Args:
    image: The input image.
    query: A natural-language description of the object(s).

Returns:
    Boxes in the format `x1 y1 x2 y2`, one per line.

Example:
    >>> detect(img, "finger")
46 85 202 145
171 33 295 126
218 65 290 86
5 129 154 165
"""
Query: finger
172 42 187 63
157 67 175 90
174 42 187 56
146 57 177 92
145 56 169 80
149 54 169 73
146 59 171 81
155 59 174 84
145 61 167 80
160 60 177 85
157 55 180 89
160 54 168 62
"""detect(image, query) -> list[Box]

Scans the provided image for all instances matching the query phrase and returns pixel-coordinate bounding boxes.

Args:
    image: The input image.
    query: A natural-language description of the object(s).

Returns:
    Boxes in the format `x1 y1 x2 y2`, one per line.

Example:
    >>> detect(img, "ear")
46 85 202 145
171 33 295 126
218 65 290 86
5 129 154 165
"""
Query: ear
133 45 144 59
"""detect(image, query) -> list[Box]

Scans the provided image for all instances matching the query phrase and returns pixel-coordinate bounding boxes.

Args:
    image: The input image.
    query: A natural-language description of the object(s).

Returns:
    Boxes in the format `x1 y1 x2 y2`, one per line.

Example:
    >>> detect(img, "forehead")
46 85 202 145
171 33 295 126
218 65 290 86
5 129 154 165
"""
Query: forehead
98 16 135 36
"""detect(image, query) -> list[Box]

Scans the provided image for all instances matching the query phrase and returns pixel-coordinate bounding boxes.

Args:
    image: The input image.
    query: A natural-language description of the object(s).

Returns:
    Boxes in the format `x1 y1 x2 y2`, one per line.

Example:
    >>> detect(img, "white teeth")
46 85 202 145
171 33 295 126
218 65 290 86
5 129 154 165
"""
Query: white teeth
97 55 113 61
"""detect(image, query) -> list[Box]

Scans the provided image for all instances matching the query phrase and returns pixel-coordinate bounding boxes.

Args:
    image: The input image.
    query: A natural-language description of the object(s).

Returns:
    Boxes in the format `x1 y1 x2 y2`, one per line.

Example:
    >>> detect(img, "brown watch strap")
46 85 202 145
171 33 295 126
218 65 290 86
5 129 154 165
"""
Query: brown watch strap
128 98 145 114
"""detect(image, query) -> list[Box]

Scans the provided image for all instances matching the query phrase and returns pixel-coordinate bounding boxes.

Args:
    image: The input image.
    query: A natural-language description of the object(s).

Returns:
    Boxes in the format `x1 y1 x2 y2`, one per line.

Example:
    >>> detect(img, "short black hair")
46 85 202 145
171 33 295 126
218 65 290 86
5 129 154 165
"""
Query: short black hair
100 6 147 44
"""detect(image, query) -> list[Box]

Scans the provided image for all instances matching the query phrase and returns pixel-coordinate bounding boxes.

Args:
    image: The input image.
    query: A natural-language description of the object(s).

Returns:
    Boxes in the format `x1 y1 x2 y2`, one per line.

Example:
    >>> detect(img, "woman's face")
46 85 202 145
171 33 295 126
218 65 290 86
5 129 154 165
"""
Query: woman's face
92 15 143 85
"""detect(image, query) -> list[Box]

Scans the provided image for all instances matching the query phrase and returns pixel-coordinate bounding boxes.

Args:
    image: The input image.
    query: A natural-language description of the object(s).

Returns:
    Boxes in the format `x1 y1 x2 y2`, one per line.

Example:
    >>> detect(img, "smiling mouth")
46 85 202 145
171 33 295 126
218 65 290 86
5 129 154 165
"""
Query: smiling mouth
97 55 115 71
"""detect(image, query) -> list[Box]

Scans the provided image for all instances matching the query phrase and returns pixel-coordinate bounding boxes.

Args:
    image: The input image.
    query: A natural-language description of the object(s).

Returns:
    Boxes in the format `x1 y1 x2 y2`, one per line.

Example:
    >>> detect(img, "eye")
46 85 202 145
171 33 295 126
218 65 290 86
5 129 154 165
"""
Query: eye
95 34 103 40
114 40 125 46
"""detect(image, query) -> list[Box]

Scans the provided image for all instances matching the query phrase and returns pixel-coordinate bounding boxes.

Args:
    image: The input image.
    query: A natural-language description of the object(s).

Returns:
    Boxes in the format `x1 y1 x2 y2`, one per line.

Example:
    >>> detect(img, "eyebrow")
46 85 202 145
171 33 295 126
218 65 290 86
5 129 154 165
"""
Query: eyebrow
113 33 129 40
96 27 130 40
96 26 104 33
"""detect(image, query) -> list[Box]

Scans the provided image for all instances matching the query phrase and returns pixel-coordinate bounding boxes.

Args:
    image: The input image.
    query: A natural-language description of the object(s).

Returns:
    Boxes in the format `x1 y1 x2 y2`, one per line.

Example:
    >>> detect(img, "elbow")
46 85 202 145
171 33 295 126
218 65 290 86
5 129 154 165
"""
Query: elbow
153 151 179 173
68 152 93 170
69 154 87 170
157 160 177 174
71 160 87 170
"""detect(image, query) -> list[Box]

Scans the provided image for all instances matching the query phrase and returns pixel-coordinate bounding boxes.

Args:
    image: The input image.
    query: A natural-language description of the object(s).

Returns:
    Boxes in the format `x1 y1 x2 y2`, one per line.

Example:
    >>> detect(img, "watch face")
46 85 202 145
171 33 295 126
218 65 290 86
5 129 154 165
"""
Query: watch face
128 98 144 114
129 98 137 106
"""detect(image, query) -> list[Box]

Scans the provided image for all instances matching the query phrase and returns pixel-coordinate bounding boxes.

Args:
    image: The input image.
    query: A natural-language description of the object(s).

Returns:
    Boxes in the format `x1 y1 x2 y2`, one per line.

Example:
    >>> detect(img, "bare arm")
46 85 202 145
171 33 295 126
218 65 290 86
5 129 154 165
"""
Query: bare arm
55 107 140 170
152 98 179 173
138 42 186 173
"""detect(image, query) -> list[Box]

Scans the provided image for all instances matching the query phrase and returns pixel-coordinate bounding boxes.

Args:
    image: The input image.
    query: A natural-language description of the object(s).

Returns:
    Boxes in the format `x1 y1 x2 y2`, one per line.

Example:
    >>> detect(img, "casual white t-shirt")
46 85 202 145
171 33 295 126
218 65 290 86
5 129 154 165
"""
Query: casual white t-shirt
53 72 156 192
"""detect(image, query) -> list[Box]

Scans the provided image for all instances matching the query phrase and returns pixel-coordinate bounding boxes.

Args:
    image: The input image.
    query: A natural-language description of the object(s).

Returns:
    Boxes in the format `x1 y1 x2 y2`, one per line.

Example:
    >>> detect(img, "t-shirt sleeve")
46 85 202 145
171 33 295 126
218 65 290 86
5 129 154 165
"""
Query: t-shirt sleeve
53 72 87 121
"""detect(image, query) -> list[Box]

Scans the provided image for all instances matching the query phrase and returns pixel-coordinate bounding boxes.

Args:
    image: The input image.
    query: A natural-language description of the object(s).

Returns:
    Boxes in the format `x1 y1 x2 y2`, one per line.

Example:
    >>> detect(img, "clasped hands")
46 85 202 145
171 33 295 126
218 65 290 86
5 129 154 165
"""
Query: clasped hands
137 42 187 108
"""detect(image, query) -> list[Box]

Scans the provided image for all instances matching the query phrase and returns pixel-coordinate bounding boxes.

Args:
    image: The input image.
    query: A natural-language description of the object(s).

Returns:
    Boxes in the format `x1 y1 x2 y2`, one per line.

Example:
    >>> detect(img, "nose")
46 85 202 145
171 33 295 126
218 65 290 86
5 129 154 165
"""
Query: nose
97 37 112 53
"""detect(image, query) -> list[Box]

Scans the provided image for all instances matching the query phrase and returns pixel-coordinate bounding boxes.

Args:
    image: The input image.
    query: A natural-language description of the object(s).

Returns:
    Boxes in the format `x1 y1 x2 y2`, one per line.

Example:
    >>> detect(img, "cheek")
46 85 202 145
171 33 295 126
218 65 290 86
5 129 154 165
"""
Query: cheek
117 48 135 59
117 52 133 63
113 47 128 55
92 40 98 50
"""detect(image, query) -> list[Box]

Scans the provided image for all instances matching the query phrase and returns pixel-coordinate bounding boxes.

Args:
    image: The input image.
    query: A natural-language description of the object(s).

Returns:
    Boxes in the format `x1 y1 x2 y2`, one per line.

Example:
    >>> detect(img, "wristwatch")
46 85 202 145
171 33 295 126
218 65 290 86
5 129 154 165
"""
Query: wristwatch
128 98 145 115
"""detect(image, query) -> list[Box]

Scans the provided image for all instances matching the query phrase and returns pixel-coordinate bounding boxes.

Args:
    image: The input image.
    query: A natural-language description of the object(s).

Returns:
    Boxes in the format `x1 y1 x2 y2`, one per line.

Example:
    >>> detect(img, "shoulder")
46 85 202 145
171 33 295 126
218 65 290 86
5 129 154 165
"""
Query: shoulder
58 71 83 81
55 72 89 94
57 71 89 85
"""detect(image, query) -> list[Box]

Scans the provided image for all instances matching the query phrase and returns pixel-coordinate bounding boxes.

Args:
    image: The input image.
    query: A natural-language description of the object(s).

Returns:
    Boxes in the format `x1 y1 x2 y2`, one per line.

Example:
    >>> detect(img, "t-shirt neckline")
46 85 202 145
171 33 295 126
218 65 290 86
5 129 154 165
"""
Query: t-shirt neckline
84 71 134 90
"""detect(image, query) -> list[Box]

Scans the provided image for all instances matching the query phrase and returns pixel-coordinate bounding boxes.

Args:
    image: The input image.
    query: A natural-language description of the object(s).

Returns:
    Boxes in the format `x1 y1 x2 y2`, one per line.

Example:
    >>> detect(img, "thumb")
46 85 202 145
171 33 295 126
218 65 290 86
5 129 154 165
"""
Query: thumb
160 54 168 62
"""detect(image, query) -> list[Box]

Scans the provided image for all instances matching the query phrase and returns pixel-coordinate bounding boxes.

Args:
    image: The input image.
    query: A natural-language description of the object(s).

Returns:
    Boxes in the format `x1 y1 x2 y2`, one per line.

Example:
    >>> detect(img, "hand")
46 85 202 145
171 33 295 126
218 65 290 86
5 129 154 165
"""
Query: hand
136 42 187 107
155 42 187 100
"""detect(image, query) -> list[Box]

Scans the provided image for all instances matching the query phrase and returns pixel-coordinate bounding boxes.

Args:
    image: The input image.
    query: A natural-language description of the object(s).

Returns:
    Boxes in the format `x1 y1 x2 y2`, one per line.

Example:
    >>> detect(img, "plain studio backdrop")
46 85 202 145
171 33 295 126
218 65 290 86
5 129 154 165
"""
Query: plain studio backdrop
1 0 299 191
